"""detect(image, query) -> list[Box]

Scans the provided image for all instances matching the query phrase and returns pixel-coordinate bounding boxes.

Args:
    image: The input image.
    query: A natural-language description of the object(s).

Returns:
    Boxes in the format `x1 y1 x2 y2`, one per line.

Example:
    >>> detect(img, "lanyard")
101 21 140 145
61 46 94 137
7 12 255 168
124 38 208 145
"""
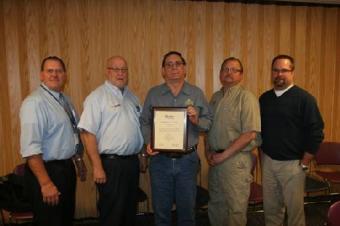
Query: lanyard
40 85 84 155
40 85 77 131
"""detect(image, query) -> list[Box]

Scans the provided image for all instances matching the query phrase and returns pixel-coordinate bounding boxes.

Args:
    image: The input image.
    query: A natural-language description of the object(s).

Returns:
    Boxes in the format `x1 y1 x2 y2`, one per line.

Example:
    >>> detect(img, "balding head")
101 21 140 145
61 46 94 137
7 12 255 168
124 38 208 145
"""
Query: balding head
106 56 129 89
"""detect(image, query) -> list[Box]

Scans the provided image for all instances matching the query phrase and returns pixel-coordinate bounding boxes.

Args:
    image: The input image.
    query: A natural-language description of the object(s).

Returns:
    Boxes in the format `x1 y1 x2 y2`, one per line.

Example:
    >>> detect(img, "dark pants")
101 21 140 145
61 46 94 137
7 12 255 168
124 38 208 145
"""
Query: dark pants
97 155 139 226
25 159 76 226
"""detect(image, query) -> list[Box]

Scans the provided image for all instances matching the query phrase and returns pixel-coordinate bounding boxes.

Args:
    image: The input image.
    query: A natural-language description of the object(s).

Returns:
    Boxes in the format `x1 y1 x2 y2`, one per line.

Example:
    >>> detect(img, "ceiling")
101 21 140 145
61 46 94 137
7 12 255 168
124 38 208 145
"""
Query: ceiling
271 0 340 4
201 0 340 5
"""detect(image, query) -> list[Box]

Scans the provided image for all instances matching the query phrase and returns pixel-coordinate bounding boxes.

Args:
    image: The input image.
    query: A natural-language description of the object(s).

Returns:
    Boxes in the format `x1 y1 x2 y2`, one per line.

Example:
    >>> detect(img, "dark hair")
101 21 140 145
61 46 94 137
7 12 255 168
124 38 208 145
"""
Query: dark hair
40 56 66 72
161 51 186 67
271 54 295 71
220 57 243 73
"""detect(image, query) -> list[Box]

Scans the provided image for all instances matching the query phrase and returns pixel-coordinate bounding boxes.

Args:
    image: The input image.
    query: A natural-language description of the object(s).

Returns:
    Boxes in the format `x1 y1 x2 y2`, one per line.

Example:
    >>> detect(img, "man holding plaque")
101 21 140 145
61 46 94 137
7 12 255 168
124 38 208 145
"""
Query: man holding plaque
78 56 144 226
141 51 212 226
206 57 261 226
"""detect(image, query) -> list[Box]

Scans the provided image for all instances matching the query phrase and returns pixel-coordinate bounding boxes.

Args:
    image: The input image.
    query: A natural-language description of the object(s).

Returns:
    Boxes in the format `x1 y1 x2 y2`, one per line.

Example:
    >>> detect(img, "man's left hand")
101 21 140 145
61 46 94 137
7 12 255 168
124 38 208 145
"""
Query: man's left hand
209 150 231 166
187 106 198 125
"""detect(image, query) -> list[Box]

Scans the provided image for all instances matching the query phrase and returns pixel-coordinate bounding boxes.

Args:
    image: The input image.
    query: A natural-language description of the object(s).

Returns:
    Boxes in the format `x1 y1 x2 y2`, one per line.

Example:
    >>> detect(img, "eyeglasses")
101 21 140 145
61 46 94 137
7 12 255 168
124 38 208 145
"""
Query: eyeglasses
107 67 128 73
272 68 293 74
221 67 242 74
164 61 185 69
45 69 65 74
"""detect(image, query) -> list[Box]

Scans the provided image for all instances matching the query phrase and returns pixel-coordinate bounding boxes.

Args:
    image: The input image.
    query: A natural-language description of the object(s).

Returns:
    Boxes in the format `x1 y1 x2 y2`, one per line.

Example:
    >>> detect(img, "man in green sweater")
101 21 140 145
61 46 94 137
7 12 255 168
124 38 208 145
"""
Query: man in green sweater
260 54 324 226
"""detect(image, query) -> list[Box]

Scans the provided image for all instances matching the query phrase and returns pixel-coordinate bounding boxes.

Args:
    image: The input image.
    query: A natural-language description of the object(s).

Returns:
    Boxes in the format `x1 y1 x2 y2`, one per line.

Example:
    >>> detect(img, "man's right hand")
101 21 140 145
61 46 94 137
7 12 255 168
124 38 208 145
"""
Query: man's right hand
205 150 213 166
93 167 106 184
41 182 60 206
27 155 61 206
146 144 159 156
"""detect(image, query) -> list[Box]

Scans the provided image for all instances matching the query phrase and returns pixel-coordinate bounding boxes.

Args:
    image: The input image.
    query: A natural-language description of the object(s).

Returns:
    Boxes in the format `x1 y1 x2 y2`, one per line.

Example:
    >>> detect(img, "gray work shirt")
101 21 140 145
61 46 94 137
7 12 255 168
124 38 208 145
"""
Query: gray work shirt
140 81 212 148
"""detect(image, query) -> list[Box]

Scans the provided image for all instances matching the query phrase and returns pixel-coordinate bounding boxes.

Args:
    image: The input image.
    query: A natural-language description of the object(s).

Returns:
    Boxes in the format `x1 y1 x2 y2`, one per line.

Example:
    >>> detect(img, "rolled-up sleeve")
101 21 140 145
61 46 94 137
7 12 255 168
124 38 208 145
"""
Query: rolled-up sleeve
78 94 101 135
140 91 153 145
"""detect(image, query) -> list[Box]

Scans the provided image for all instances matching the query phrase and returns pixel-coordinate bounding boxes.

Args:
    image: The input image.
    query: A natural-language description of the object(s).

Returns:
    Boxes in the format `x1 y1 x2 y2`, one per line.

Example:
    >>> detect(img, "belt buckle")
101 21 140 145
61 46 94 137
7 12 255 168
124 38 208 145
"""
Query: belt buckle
186 145 197 153
101 154 118 159
166 153 182 158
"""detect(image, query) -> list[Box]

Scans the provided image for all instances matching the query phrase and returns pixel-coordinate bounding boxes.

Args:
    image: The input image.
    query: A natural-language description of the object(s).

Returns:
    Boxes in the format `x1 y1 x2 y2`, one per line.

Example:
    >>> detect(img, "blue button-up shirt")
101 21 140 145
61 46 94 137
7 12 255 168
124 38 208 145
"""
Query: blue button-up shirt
20 84 77 161
78 81 143 155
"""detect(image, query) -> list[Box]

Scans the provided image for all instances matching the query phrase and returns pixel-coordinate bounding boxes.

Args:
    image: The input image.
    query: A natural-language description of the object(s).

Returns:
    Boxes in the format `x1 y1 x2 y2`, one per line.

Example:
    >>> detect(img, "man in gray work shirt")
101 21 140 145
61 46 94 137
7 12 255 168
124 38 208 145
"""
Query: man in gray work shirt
140 51 212 226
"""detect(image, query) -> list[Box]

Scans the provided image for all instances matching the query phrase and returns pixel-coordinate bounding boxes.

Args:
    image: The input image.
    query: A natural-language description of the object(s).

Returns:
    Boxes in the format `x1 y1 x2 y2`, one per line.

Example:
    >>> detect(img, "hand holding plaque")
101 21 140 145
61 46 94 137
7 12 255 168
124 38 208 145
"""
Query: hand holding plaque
185 98 198 125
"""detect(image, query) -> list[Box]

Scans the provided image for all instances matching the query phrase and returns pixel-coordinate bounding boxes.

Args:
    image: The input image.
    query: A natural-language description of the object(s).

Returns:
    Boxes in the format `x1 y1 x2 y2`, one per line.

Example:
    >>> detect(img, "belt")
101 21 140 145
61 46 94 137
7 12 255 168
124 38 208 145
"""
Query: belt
45 158 73 164
100 154 137 160
162 145 197 159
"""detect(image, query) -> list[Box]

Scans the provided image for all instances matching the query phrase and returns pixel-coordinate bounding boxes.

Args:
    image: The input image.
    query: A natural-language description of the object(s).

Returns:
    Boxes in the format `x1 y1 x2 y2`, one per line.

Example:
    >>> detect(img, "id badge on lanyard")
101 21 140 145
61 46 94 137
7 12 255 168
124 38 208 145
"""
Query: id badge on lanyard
74 133 79 146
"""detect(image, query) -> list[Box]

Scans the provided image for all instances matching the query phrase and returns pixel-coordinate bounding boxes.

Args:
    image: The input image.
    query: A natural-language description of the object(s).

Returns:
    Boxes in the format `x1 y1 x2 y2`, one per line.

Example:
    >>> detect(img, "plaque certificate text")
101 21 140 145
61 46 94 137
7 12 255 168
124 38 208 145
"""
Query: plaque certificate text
152 107 188 152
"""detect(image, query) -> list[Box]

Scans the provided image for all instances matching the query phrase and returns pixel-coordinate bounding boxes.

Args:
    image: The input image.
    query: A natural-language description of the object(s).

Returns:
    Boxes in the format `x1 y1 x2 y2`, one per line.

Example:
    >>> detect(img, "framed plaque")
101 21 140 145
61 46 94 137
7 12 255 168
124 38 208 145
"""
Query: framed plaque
151 107 188 152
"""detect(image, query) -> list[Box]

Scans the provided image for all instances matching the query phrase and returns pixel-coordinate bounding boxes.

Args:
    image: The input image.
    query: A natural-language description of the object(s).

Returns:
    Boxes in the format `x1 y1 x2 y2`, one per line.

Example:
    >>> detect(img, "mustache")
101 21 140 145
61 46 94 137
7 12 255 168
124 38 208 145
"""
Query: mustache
273 77 285 86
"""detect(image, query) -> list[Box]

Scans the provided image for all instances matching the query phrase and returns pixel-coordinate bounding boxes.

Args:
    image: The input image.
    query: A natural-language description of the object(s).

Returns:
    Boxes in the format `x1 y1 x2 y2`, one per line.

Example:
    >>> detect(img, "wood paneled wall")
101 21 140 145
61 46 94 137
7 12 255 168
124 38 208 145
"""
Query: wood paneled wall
1 0 340 218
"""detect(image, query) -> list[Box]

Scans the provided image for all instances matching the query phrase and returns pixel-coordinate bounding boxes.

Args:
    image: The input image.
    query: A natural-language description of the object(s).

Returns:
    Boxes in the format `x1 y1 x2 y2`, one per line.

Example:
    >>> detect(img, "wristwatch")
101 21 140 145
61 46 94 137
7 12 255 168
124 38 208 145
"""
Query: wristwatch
301 163 309 171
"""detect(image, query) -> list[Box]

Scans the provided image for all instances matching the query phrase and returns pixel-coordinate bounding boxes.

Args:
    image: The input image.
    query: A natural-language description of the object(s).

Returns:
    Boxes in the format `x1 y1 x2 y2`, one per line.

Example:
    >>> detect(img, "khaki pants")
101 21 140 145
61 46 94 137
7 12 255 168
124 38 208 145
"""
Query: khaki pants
208 152 253 226
262 153 306 226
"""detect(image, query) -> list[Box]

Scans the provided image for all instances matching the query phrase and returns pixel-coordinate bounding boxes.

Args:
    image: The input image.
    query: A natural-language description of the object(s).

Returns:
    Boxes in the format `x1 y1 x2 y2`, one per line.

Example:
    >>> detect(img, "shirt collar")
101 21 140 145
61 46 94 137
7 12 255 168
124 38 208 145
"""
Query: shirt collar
40 83 61 99
105 80 128 96
222 84 241 96
160 81 191 96
274 84 294 97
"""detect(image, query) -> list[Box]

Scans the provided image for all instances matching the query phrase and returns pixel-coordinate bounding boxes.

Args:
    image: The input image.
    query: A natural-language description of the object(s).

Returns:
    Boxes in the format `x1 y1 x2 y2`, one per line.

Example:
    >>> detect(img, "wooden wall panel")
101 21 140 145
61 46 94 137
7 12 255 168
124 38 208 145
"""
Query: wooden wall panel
25 0 41 91
3 0 22 168
1 0 340 218
334 11 340 141
294 6 307 87
244 4 259 94
279 5 293 53
210 3 224 95
0 0 10 175
321 9 337 140
260 5 277 93
307 7 323 98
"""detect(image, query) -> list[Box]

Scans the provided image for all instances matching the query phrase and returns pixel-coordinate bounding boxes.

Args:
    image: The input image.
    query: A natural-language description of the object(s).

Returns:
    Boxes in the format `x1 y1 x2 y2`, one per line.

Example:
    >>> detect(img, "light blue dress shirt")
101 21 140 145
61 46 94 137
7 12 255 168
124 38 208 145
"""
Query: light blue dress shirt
78 81 143 155
20 84 77 161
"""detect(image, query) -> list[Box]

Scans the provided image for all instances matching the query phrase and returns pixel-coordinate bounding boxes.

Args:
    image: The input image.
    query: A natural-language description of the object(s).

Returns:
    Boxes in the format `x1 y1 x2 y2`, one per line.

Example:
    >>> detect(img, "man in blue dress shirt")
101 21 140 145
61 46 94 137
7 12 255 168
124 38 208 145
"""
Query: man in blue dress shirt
20 56 86 226
78 56 144 226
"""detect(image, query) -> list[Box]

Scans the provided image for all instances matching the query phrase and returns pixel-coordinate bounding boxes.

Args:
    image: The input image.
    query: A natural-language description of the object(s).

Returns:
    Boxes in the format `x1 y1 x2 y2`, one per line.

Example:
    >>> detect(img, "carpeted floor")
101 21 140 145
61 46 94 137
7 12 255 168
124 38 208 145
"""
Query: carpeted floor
71 202 331 226
2 201 333 226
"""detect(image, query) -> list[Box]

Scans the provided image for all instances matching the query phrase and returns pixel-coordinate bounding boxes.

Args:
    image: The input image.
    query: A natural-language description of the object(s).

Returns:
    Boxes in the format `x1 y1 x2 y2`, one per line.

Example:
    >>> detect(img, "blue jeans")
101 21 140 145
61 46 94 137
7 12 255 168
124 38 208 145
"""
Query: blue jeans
149 151 199 226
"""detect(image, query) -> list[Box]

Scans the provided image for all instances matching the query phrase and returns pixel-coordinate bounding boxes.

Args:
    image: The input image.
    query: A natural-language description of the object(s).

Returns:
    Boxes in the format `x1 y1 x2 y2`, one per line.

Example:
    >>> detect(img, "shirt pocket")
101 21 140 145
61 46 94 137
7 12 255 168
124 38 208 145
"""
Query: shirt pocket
221 106 241 130
103 101 121 116
133 104 141 117
125 100 141 117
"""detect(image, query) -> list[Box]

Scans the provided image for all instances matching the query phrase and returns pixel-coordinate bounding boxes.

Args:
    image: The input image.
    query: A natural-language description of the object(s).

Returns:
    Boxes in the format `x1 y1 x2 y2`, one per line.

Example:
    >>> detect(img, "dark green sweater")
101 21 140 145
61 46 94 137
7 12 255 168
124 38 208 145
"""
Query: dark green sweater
259 85 324 160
